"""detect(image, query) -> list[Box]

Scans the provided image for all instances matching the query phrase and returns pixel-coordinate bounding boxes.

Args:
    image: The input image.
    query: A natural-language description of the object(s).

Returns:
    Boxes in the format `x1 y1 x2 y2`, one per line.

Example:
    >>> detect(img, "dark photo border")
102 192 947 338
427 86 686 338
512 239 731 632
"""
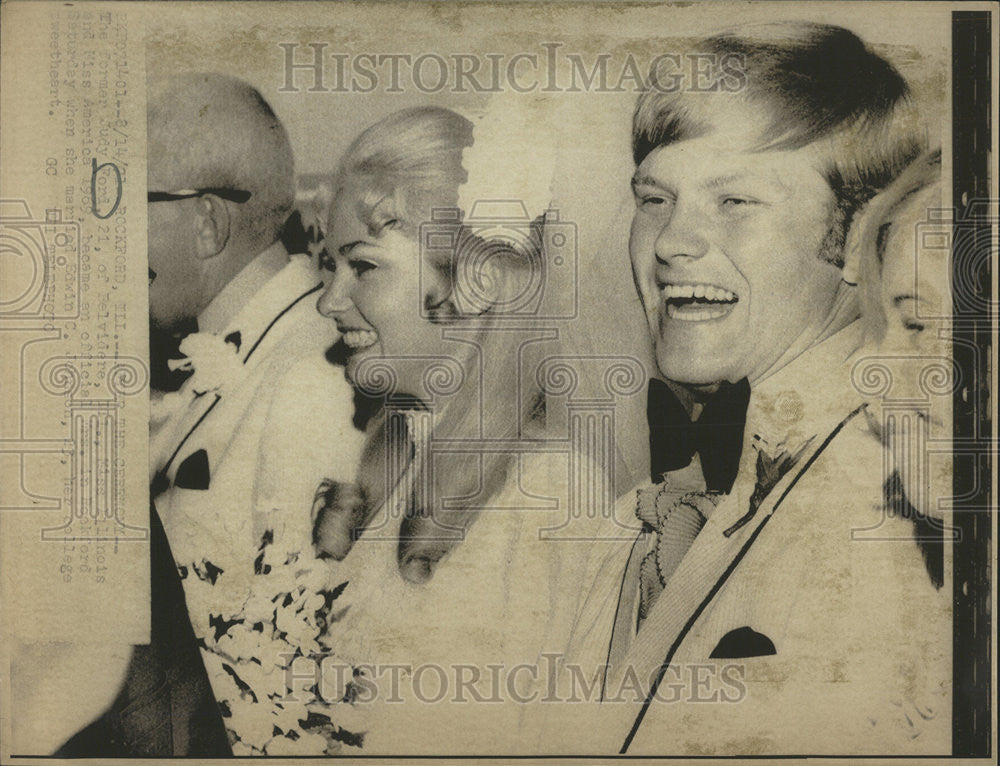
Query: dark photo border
951 9 993 760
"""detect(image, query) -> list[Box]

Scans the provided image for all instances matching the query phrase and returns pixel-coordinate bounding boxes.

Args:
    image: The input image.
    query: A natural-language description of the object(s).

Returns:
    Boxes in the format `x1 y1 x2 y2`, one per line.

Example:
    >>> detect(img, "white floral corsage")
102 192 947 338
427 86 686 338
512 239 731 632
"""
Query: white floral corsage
168 332 245 396
182 518 367 755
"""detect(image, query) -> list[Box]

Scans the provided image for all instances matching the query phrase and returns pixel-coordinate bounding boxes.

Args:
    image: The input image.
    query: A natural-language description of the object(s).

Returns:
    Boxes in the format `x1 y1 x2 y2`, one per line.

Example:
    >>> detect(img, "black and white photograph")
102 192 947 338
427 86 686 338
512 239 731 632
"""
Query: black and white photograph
0 1 994 761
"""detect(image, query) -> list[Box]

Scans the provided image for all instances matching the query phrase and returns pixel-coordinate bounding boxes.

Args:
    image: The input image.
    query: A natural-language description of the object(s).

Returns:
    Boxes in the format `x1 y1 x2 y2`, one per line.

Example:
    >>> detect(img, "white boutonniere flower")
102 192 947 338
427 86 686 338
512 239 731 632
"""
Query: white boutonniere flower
723 435 815 537
167 332 245 396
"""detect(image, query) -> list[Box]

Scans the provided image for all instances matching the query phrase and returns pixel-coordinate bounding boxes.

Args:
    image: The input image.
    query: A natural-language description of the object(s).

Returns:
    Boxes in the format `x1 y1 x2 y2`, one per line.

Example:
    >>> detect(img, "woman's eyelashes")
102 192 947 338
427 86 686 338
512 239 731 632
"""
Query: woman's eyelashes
338 240 363 257
368 216 400 237
350 258 378 278
318 247 377 278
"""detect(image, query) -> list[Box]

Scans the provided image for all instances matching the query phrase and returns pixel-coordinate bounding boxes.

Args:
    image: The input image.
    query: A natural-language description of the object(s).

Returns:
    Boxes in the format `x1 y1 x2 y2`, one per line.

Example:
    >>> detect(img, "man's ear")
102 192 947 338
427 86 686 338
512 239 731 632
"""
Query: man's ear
840 213 866 285
841 239 860 285
841 190 889 286
192 194 231 259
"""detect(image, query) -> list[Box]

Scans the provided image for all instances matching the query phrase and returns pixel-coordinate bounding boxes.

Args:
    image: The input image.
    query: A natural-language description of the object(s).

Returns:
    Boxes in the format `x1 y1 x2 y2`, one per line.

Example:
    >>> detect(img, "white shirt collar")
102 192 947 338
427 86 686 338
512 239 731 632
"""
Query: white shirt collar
198 241 291 335
751 279 860 389
745 318 865 457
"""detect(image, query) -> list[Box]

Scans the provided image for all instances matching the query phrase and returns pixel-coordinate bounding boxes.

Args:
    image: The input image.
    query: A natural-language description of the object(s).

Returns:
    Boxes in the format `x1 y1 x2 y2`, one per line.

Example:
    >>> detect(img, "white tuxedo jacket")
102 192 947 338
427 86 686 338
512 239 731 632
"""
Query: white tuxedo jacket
151 252 365 590
558 323 951 756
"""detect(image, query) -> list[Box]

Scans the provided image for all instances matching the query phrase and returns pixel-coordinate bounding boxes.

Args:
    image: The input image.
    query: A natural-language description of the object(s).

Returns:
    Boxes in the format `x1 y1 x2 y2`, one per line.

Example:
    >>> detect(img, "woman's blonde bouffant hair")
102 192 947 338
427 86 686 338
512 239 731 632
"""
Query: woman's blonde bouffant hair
314 106 547 583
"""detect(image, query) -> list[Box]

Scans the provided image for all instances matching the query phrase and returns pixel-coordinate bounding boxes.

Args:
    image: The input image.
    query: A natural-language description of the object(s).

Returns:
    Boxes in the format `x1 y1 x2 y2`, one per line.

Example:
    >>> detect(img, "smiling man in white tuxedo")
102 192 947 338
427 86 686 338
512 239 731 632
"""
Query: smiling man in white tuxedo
55 73 363 757
564 23 952 756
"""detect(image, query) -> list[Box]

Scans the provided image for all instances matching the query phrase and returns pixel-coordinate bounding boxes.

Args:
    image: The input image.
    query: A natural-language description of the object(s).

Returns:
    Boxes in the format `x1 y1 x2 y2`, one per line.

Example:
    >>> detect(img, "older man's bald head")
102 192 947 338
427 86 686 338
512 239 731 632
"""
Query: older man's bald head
148 73 295 246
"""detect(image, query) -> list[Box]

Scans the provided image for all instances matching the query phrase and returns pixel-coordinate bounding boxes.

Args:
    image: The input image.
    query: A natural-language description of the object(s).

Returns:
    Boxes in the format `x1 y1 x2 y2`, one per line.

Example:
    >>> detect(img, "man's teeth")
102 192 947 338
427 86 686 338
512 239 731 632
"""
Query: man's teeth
661 283 737 302
666 304 732 321
342 329 378 349
661 282 737 321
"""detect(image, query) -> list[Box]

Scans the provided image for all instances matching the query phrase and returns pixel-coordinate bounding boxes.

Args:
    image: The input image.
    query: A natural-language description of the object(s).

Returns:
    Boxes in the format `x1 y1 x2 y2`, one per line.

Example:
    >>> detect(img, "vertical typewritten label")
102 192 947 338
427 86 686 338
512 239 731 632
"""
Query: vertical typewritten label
0 3 149 643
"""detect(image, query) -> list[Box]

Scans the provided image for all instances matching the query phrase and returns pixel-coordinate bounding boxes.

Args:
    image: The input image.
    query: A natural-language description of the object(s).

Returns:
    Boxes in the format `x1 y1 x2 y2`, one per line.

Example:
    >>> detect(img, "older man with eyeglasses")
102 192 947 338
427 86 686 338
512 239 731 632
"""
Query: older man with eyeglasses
56 72 362 757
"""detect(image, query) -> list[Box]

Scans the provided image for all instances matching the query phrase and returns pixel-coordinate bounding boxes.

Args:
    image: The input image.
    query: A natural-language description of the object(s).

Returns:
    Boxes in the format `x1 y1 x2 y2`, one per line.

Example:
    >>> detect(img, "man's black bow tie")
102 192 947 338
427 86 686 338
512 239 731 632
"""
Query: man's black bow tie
647 377 751 492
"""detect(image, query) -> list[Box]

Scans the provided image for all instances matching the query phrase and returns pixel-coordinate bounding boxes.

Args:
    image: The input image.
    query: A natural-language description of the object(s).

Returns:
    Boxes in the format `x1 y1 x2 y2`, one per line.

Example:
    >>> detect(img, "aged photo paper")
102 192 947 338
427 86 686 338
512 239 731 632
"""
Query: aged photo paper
1 1 996 762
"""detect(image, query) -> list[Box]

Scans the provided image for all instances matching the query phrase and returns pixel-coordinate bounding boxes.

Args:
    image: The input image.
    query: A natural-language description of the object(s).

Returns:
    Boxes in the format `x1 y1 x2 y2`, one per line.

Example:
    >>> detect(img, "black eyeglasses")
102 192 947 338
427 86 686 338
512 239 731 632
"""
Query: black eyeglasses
148 188 252 203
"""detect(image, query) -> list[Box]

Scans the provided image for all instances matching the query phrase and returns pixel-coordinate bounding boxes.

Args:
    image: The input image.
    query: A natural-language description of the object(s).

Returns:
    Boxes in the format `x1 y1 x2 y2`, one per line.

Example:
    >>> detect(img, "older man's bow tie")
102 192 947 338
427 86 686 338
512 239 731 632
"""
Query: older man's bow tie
647 377 751 492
